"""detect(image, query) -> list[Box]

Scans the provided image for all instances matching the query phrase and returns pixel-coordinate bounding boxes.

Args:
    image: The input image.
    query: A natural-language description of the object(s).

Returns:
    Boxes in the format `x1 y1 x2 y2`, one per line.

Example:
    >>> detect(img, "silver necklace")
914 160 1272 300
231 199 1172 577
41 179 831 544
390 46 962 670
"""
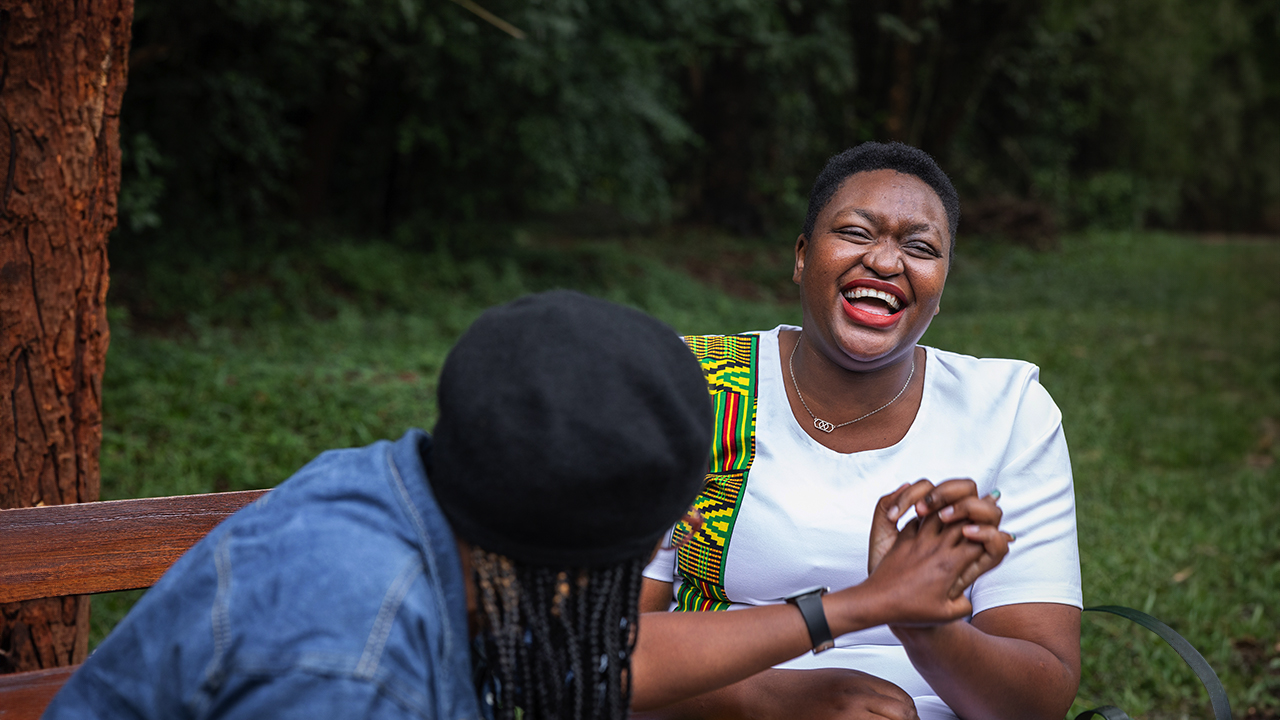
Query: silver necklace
788 335 916 433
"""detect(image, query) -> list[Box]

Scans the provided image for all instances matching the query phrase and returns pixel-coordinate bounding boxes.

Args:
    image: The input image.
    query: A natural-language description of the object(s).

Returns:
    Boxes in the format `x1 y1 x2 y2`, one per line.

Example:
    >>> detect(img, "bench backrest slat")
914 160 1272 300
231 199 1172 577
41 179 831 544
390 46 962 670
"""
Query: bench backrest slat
0 667 77 720
0 490 268 719
0 490 266 604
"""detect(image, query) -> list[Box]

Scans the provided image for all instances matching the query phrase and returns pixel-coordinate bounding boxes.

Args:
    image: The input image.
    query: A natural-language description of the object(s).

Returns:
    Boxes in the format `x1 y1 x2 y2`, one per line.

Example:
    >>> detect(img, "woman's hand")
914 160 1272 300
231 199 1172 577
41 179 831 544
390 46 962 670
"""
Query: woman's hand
851 511 987 626
869 479 1011 598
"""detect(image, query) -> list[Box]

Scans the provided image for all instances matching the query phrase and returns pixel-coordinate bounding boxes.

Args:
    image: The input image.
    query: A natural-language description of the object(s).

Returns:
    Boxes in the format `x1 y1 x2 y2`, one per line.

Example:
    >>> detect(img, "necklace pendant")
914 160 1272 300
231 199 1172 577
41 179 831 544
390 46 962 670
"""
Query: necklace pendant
814 418 835 433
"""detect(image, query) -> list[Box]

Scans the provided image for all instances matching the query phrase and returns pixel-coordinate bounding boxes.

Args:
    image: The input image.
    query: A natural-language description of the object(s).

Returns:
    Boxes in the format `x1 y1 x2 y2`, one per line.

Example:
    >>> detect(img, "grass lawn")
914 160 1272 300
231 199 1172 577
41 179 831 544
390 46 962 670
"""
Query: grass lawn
94 229 1279 718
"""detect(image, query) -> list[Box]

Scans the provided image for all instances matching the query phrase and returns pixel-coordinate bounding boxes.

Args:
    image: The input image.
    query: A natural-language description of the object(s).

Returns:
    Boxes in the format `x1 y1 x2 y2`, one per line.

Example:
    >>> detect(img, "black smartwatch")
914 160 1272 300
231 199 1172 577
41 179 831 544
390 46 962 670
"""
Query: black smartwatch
785 586 834 653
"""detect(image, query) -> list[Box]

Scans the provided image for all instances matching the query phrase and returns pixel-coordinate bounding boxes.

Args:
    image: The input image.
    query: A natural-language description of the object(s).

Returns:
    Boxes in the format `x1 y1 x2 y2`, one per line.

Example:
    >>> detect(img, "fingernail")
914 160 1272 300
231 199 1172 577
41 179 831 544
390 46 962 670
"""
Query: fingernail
965 524 980 533
1008 532 1017 542
888 505 901 521
989 488 1001 501
939 506 954 520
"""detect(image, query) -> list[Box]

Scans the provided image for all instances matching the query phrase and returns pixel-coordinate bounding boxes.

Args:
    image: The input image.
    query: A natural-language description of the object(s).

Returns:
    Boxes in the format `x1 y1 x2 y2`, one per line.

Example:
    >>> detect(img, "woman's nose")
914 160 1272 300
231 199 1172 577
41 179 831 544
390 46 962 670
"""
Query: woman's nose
862 239 904 276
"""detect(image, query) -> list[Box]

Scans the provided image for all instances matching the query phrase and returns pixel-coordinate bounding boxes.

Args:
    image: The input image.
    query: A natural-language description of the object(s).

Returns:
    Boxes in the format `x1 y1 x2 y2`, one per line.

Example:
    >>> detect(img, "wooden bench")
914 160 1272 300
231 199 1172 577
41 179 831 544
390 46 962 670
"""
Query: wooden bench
0 490 267 720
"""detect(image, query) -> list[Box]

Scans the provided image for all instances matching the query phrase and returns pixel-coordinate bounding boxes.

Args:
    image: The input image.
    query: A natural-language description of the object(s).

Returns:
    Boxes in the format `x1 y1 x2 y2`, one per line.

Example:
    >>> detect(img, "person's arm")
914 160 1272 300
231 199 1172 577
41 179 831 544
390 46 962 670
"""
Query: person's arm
639 576 674 613
628 482 1008 712
890 602 1080 720
892 385 1082 720
631 668 920 720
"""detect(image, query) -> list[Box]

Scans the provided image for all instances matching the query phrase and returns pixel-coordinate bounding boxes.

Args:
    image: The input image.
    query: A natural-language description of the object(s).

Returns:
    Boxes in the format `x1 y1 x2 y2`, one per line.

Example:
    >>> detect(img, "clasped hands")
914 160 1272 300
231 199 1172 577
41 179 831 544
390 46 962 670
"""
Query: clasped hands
861 478 1013 627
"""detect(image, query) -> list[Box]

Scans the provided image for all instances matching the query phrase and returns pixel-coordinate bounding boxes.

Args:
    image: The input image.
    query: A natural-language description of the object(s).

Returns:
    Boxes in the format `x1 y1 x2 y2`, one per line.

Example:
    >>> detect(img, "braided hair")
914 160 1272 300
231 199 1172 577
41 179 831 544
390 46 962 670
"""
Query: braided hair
472 547 647 720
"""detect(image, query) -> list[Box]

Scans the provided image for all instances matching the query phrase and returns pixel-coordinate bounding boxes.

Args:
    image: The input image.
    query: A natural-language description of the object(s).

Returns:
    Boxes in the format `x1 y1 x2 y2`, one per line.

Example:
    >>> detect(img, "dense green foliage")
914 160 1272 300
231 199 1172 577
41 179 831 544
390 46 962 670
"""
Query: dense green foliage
118 0 1280 246
93 230 1279 718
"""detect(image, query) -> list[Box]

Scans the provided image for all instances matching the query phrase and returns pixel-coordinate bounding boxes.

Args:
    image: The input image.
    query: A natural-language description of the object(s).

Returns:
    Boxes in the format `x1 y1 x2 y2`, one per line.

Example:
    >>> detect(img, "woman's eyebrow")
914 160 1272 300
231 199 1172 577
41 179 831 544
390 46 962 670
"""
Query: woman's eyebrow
843 208 936 236
830 207 883 227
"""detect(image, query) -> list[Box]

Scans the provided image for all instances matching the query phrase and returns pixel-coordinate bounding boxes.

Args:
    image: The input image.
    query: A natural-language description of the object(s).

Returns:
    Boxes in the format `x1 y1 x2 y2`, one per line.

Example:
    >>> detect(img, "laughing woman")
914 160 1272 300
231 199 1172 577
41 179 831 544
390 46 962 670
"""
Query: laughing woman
638 143 1082 720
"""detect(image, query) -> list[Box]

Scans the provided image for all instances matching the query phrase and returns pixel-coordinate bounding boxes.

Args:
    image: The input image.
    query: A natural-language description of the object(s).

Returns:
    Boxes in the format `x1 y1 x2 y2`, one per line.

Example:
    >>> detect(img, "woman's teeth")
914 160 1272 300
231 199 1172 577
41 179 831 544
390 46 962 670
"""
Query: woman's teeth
842 287 902 311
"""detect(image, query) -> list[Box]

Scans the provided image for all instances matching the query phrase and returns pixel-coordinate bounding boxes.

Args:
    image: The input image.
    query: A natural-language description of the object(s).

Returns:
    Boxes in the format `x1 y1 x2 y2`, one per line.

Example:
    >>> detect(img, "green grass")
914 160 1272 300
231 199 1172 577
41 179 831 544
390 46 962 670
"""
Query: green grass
928 233 1280 718
92 229 1279 718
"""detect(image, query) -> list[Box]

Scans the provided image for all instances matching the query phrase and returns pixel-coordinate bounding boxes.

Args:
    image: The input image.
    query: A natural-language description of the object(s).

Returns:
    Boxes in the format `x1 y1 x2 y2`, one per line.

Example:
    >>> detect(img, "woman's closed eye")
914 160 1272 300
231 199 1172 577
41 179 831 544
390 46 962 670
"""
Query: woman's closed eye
835 226 875 242
903 238 943 258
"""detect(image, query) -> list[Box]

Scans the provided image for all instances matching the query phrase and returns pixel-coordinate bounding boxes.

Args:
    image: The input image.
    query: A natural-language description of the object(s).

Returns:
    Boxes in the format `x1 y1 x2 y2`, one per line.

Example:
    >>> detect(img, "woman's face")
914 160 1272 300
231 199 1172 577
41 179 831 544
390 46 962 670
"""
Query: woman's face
793 168 950 372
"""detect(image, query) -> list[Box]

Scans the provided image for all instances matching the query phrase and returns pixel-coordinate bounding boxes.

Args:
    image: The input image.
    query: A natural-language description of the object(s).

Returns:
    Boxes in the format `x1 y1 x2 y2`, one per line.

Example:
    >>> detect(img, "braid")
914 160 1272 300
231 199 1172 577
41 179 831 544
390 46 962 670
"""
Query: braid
518 566 553 714
472 550 522 713
471 548 647 720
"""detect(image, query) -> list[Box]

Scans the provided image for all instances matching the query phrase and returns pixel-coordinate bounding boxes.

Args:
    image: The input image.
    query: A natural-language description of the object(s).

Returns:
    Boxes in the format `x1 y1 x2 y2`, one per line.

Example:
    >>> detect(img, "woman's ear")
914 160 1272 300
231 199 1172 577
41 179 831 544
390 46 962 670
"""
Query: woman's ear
793 234 808 285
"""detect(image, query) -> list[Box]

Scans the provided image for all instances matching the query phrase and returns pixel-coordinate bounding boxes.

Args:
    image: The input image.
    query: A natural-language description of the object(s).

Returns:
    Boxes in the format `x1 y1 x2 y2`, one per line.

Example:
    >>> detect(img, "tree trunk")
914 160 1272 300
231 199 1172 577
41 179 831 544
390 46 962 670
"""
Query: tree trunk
0 0 130 674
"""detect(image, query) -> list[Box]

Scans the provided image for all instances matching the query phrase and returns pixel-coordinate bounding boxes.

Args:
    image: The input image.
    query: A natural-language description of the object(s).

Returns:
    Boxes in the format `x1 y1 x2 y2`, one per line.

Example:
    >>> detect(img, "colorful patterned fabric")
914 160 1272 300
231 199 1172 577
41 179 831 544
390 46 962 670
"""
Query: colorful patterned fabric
673 334 758 611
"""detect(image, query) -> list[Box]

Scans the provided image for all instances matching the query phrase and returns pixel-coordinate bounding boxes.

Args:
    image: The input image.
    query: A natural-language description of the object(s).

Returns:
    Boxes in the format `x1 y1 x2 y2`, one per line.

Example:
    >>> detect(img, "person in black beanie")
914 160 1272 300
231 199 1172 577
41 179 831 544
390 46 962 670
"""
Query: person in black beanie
432 290 717 720
43 290 1010 720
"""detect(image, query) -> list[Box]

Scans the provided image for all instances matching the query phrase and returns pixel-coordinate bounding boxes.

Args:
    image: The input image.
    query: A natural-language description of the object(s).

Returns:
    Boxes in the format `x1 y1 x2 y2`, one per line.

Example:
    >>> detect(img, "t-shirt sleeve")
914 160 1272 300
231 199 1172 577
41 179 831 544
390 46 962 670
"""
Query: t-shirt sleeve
968 371 1083 615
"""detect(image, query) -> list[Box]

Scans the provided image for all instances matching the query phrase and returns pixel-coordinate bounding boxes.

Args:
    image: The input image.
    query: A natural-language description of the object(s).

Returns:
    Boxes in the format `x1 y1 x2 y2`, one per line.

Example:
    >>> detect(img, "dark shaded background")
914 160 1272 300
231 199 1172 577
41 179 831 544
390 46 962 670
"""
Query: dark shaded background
114 0 1279 257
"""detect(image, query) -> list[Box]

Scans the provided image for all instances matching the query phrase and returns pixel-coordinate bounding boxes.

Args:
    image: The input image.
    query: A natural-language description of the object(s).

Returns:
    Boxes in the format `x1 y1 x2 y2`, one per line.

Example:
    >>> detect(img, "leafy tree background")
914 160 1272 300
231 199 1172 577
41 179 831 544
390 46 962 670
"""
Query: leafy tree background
115 0 1280 256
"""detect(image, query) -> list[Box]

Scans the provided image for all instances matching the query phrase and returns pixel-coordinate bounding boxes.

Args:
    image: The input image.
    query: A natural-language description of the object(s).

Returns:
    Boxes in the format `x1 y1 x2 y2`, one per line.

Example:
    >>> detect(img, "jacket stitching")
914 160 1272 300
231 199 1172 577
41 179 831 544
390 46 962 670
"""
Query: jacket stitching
356 558 422 679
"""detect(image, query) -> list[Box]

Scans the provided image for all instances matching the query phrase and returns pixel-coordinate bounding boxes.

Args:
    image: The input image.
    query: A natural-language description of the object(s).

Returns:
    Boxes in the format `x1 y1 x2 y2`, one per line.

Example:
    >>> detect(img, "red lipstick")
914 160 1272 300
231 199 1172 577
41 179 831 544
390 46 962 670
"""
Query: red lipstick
840 279 907 329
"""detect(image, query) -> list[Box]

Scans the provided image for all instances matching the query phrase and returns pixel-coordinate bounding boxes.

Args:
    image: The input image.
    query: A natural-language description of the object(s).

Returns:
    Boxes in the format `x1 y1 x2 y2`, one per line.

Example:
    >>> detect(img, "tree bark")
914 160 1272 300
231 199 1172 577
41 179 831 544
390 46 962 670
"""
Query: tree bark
0 0 130 674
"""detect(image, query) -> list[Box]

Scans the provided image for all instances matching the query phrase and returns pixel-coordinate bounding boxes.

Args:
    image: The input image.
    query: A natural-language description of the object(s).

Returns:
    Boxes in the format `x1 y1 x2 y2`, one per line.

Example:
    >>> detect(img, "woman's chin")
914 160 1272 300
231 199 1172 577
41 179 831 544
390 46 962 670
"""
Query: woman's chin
829 334 906 370
826 318 929 371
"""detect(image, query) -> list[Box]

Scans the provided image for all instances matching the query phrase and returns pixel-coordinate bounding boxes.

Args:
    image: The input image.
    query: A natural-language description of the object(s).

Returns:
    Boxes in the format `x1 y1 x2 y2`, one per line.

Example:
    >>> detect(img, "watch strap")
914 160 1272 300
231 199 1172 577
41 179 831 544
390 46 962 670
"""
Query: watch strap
786 586 834 653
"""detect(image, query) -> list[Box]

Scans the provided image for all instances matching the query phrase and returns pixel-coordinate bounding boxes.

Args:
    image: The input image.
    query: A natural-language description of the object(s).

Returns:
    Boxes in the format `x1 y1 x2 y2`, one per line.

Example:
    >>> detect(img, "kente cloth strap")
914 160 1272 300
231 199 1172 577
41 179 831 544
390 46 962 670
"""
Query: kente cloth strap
671 334 759 612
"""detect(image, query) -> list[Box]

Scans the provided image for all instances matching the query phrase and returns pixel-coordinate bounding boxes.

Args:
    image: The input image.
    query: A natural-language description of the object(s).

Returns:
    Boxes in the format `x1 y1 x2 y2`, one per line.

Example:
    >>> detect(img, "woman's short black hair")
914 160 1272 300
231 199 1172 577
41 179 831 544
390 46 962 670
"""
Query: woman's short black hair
801 142 960 250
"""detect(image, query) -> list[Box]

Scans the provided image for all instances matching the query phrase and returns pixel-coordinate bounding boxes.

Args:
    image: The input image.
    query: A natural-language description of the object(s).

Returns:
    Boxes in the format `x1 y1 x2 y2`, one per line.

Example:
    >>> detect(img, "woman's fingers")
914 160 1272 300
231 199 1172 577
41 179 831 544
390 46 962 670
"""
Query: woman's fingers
870 481 933 574
912 477 978 518
870 481 1008 597
936 492 1003 526
865 512 987 625
883 479 935 522
948 527 1014 599
961 524 1015 559
915 509 972 545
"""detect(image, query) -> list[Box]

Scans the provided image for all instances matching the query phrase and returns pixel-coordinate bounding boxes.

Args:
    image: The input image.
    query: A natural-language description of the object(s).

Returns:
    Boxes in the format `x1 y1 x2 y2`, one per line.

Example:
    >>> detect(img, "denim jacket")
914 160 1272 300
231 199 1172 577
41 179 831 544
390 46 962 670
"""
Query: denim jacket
43 430 483 720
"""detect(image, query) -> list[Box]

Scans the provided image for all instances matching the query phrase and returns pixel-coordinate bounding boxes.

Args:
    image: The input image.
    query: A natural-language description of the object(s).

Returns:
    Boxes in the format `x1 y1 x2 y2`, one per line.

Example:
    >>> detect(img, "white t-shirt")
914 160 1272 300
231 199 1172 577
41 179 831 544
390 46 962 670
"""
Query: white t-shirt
644 326 1081 719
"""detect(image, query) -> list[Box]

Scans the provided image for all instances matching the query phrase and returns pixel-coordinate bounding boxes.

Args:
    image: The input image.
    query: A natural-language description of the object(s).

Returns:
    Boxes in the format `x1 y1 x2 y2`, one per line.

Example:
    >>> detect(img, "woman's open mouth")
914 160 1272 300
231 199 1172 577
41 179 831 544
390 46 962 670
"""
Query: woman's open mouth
840 284 906 329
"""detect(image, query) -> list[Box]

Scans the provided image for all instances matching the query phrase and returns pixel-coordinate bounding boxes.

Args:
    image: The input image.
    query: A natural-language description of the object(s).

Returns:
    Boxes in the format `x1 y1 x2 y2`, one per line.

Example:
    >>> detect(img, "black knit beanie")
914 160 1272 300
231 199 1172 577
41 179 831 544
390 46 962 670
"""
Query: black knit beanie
431 290 712 568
